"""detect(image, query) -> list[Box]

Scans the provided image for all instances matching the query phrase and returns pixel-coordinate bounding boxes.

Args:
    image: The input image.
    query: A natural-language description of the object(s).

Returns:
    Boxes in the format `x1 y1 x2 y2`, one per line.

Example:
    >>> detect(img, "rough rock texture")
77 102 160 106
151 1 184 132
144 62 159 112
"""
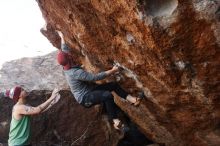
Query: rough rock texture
36 0 220 146
0 91 123 146
0 52 68 91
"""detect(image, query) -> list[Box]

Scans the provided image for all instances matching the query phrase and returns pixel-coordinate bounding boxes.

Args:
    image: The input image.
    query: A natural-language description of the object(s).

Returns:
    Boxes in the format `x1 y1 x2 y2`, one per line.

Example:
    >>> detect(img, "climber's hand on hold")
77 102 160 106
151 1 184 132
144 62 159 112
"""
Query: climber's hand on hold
111 65 119 73
56 30 65 44
113 63 124 72
56 30 63 38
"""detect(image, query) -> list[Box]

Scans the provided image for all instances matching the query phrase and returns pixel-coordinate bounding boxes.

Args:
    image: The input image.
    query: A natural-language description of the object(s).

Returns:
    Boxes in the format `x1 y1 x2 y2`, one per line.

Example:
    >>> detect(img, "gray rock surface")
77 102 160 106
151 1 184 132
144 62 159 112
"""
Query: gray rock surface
0 51 68 91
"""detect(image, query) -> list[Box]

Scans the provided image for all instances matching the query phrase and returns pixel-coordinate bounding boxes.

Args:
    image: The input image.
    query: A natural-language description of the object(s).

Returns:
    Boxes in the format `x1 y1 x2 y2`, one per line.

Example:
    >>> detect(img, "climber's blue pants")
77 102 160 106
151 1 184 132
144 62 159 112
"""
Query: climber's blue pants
81 82 128 120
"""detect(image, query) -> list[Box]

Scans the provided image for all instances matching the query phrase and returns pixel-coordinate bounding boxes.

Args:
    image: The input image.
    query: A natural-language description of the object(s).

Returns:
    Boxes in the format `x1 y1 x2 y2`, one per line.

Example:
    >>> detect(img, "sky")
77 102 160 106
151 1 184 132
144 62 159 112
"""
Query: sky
0 0 56 69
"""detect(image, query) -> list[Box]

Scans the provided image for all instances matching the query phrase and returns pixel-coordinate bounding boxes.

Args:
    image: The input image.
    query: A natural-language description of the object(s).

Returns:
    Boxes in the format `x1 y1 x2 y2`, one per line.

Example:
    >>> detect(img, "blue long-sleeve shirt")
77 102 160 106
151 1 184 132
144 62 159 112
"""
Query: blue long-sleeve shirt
64 67 107 103
61 43 107 103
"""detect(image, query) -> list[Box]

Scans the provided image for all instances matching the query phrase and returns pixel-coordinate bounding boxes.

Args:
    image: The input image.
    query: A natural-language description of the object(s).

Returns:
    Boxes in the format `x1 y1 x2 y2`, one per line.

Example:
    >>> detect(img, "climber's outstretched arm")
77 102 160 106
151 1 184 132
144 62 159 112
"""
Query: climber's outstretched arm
15 88 60 115
41 93 60 113
57 30 65 44
56 30 71 52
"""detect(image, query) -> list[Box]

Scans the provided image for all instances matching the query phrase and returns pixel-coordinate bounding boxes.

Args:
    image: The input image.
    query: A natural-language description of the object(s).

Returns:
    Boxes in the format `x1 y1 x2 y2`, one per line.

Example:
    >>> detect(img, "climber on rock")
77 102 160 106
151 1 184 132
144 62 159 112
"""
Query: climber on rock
56 30 144 131
2 86 60 146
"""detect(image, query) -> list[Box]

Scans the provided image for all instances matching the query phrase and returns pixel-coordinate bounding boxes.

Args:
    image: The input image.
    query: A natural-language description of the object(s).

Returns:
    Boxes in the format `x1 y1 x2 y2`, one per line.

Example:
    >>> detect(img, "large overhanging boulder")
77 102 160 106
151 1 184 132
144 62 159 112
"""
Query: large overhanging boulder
36 0 220 145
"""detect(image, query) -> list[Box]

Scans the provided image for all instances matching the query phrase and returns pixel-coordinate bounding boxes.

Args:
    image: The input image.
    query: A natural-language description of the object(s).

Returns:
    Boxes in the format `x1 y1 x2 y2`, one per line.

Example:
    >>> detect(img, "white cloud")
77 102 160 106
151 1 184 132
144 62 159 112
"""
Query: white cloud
0 0 56 68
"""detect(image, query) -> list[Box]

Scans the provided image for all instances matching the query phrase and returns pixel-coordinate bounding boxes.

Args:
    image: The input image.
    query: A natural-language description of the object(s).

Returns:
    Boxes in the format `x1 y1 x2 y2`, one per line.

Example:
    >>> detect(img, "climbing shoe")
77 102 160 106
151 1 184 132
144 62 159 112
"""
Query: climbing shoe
114 121 130 133
133 91 145 106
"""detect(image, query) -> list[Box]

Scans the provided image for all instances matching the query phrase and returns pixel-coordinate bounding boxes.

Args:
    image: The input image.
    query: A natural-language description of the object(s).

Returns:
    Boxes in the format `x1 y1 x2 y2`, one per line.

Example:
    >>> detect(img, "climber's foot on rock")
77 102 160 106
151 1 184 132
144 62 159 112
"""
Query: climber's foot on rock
133 91 145 106
125 91 146 106
113 119 130 133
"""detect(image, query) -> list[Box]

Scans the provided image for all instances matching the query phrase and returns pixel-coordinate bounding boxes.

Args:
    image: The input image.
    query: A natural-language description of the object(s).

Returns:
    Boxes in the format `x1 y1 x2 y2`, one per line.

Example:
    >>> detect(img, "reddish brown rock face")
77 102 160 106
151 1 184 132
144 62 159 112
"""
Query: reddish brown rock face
36 0 220 145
